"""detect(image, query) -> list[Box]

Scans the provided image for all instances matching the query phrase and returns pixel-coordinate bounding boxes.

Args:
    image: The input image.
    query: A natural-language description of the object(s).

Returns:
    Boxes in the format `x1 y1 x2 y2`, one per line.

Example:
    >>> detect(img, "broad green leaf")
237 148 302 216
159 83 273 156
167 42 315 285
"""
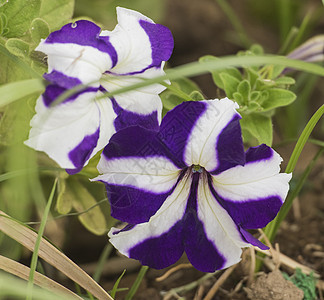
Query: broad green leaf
246 68 259 88
161 92 182 111
173 77 201 94
2 0 40 38
56 175 73 215
219 73 240 98
274 76 295 85
240 113 273 146
199 55 242 89
250 91 261 101
261 88 296 111
189 90 204 101
5 38 30 58
233 92 244 106
39 0 74 31
271 64 286 78
237 80 250 104
70 180 107 235
0 78 44 108
250 44 264 55
0 13 8 35
30 18 50 44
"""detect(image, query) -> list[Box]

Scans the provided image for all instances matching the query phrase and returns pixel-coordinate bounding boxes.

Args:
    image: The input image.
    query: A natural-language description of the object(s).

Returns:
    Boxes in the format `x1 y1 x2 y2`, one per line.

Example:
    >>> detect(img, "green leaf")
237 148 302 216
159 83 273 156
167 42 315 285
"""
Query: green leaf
2 0 41 38
250 44 264 55
271 64 286 78
5 38 30 58
233 92 244 106
246 68 260 88
0 13 8 35
237 80 251 104
0 78 44 108
240 113 273 146
56 175 72 215
70 180 107 235
189 90 204 101
261 88 296 111
250 91 261 101
39 0 74 31
274 76 296 85
30 18 50 44
219 73 241 98
199 55 242 89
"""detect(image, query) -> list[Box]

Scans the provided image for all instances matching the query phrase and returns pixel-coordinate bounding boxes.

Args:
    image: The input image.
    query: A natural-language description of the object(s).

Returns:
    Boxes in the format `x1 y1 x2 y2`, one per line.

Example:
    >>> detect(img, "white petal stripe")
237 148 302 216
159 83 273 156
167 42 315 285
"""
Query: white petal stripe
36 43 113 86
196 173 249 268
94 156 181 194
108 173 192 256
212 151 292 202
184 98 240 171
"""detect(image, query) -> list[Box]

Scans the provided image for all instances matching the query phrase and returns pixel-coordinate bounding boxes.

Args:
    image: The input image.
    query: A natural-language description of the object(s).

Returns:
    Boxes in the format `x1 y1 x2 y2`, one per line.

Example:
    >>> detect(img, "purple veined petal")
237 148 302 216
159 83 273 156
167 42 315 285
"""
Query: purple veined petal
183 172 250 272
93 156 181 223
25 88 101 169
183 98 245 172
108 171 192 269
37 21 117 86
211 145 292 229
100 7 173 75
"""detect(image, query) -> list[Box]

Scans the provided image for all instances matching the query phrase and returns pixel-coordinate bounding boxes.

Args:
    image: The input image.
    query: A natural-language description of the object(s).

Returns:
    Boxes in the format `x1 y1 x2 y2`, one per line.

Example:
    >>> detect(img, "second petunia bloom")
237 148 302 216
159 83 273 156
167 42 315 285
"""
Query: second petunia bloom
25 7 174 173
94 98 292 272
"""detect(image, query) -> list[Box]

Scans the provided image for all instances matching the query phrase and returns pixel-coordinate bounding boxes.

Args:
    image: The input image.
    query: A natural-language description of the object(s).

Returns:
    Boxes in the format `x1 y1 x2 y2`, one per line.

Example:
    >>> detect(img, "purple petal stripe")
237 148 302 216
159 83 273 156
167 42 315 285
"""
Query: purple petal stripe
140 20 174 68
209 177 283 229
67 128 100 174
42 84 98 107
104 183 173 224
210 114 245 175
239 227 269 250
44 71 82 89
245 144 274 163
126 173 227 272
45 20 118 67
183 173 226 272
110 97 159 132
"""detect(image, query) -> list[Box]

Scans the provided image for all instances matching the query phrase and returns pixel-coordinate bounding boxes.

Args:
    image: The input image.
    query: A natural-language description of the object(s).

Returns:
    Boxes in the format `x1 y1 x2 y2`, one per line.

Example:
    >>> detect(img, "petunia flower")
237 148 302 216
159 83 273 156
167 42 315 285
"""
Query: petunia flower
93 98 292 272
25 7 173 173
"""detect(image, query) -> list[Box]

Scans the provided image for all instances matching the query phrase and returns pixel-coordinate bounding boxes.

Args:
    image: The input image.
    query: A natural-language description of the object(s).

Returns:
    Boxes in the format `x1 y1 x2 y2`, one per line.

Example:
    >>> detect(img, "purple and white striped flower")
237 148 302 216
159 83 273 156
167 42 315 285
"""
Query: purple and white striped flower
94 98 292 272
25 7 173 173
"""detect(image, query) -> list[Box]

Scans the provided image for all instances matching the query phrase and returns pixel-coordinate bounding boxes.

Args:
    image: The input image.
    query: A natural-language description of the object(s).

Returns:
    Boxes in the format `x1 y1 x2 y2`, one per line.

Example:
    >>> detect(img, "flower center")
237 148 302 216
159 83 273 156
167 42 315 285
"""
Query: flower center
192 164 203 173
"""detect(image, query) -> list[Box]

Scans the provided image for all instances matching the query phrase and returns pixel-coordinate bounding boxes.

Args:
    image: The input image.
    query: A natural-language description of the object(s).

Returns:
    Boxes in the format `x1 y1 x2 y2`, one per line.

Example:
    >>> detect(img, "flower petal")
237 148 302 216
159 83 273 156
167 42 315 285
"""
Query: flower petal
108 173 192 269
25 87 115 170
37 20 117 85
212 144 292 229
184 98 245 172
93 156 181 223
101 67 165 123
183 172 250 272
101 7 173 75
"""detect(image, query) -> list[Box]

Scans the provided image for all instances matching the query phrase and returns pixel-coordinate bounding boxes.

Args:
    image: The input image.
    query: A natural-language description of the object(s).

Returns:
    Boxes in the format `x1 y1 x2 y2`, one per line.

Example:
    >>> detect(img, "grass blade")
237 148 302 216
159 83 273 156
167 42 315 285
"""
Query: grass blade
110 270 126 299
125 266 149 300
0 211 113 300
27 178 57 299
0 78 44 107
0 255 82 300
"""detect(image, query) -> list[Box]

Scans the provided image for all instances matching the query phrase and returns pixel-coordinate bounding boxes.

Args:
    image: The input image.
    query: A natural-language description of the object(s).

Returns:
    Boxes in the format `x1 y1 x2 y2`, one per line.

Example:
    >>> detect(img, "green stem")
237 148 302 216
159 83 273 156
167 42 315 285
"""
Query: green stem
26 178 58 300
161 82 193 101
